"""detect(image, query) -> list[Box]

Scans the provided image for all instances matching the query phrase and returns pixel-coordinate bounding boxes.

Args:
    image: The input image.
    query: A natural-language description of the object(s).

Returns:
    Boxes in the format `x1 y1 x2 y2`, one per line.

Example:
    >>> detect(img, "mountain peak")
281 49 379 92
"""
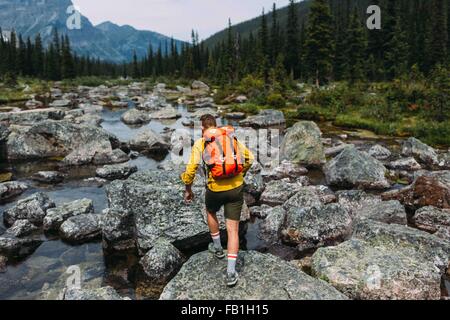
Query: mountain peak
0 0 184 62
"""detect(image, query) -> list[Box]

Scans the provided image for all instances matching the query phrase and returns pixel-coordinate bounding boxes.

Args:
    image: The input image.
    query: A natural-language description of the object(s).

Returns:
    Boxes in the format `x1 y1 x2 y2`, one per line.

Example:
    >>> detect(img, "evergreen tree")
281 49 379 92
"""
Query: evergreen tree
305 0 335 86
344 10 367 83
132 50 140 78
285 0 300 78
429 0 448 67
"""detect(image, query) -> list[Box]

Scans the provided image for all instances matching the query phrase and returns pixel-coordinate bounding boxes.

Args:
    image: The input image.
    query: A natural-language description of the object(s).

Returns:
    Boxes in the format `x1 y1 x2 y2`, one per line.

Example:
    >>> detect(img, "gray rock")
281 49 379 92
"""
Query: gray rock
96 163 138 180
129 129 170 155
160 251 348 300
104 170 225 254
312 220 450 300
49 99 72 108
43 198 94 232
402 137 439 167
121 108 150 125
439 152 450 169
281 203 353 252
0 181 28 203
5 220 39 237
0 234 42 259
0 123 10 142
413 206 450 240
194 97 215 108
243 164 265 206
32 171 65 184
239 110 286 128
225 112 246 120
368 144 392 160
149 106 181 120
0 108 65 125
60 214 103 243
324 146 390 190
280 121 326 167
358 200 407 225
188 108 218 120
6 120 121 166
283 186 336 212
258 206 286 245
64 286 126 300
325 143 354 157
387 157 422 171
139 239 185 283
0 255 6 273
261 160 308 182
191 80 210 91
337 190 381 217
260 178 310 206
3 192 55 226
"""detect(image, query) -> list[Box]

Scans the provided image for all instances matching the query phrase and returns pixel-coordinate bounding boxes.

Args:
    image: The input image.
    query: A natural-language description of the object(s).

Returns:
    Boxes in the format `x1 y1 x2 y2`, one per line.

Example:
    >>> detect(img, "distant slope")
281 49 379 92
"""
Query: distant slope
0 0 184 62
203 0 373 47
204 0 311 47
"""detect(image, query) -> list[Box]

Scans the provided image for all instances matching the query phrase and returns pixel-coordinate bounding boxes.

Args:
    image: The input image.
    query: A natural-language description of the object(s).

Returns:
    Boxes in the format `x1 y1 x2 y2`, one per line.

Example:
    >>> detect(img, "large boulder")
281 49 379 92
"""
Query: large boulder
243 163 265 206
413 206 450 240
128 129 170 156
32 171 65 184
324 146 390 190
311 220 450 300
6 120 121 165
337 190 407 225
239 110 286 128
139 239 185 283
0 234 42 259
5 220 39 237
282 185 336 212
368 144 392 160
401 137 439 167
96 163 138 180
104 170 225 254
280 121 326 167
382 171 450 210
60 214 103 243
0 123 10 142
281 203 353 252
3 192 55 226
260 178 310 206
386 157 422 171
43 198 94 232
191 80 210 92
258 206 286 245
260 160 308 182
149 106 181 120
160 251 348 300
0 108 65 125
0 181 28 203
120 108 150 125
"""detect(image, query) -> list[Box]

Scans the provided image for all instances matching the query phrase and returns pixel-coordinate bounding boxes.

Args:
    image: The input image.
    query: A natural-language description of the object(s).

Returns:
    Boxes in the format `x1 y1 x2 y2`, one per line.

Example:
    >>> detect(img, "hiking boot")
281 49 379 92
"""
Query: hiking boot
208 243 225 260
226 272 239 288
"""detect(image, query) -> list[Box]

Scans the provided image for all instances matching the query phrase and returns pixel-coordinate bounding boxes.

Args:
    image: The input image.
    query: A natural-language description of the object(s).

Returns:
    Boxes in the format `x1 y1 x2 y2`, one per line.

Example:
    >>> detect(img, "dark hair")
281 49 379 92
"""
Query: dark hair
200 114 217 129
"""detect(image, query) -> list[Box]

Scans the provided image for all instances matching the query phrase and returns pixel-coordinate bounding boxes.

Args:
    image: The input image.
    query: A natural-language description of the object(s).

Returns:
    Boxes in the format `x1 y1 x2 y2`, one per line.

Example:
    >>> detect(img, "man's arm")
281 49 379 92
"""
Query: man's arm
181 140 203 202
238 140 255 175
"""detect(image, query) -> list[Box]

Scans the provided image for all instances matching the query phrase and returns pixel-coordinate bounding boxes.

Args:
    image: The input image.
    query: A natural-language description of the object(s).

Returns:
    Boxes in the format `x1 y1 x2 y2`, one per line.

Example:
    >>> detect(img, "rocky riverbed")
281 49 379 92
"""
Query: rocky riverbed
0 81 449 300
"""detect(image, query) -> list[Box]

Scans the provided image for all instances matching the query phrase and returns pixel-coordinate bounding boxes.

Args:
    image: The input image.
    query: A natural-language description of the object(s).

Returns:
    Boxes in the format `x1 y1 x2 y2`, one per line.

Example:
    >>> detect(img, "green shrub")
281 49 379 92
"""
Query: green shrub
266 93 286 108
229 103 262 115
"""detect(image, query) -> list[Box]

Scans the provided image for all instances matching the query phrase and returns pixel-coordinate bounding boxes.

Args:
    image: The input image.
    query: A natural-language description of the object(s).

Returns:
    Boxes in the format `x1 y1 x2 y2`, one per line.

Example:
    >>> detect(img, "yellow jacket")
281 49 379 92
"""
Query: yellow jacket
181 137 254 192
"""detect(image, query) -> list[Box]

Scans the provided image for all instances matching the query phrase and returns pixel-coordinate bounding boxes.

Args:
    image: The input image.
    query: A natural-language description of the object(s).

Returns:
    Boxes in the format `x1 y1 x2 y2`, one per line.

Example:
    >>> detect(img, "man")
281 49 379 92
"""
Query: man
181 114 254 287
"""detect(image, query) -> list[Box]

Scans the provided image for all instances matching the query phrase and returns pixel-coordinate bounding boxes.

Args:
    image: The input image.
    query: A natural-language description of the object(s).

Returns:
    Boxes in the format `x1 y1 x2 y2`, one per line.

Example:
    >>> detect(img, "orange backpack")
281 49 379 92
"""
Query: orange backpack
202 126 244 179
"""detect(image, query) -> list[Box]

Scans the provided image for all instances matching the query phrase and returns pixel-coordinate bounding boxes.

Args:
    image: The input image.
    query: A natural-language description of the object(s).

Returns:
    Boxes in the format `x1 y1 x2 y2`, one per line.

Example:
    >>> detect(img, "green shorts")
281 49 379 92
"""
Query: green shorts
205 185 244 221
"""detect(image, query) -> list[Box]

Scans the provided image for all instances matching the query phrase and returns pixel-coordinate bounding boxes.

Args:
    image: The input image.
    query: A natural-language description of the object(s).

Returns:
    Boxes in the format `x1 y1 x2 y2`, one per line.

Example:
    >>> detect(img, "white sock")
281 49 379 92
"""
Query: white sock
227 253 238 274
211 232 222 250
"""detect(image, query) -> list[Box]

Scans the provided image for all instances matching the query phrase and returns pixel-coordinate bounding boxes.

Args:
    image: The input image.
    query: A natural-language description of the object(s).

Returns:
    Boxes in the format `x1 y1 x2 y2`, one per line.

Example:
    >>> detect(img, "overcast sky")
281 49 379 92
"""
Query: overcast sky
72 0 292 41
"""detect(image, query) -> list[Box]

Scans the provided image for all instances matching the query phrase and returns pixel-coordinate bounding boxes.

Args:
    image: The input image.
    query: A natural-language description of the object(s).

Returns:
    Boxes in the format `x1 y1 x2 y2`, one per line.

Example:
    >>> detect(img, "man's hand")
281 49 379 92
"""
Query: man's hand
184 185 194 203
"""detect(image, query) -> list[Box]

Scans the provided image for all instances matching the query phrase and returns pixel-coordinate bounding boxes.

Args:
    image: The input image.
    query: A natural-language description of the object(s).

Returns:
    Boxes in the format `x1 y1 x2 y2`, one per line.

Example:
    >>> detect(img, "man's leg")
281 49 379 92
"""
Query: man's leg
226 219 240 275
207 210 223 251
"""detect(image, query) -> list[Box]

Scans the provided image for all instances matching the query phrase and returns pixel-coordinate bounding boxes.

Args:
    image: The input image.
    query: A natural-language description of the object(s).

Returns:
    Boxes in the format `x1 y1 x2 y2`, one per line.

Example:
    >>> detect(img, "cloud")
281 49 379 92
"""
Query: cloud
72 0 291 41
